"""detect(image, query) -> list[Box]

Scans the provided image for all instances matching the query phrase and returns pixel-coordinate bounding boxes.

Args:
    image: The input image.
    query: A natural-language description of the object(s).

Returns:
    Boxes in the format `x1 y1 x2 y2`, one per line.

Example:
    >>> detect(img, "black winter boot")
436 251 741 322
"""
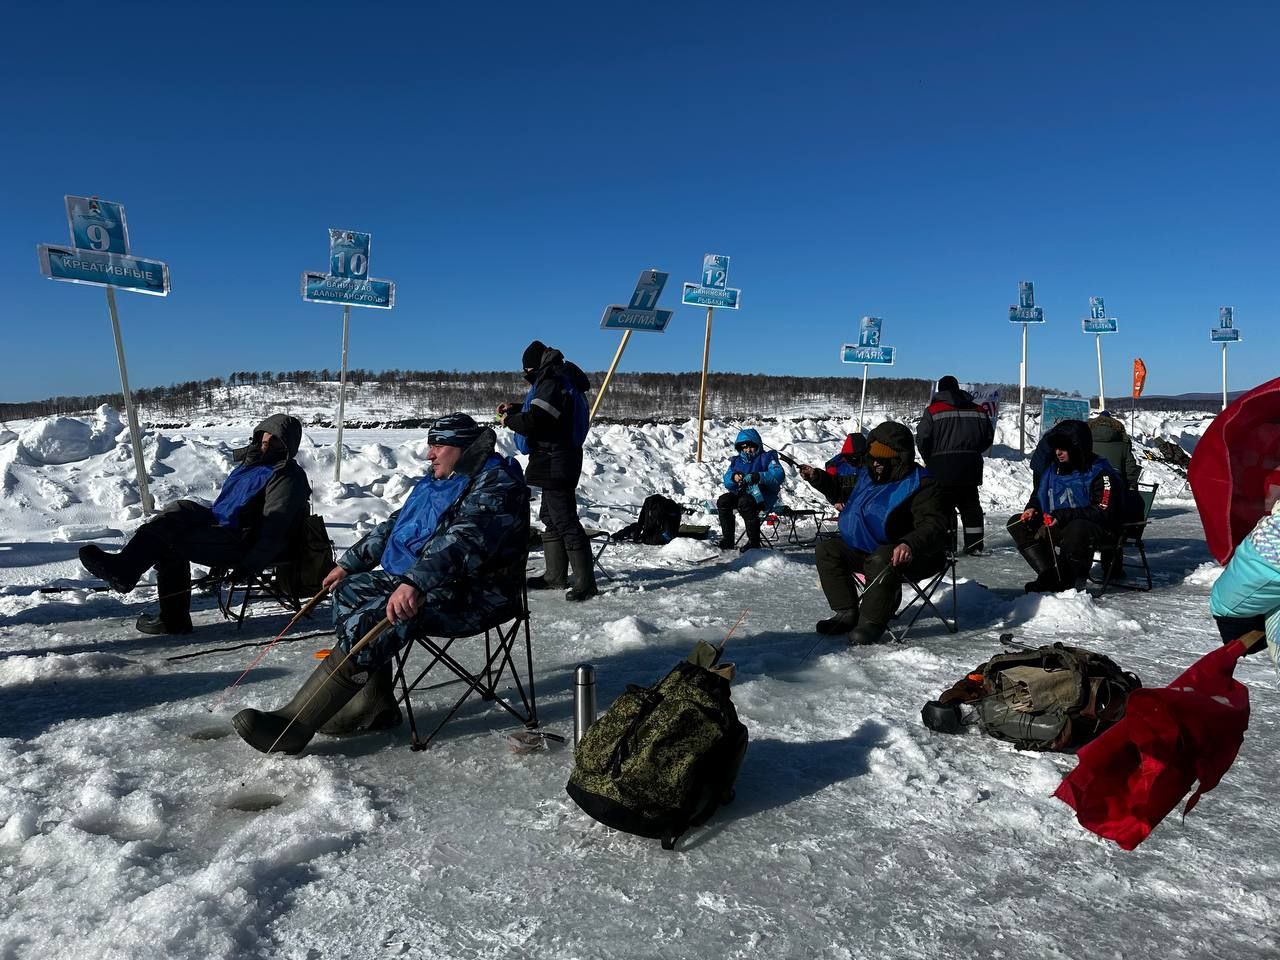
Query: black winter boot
233 655 363 754
1019 540 1062 593
717 508 736 550
318 662 402 735
816 608 858 635
528 538 568 590
565 546 599 602
78 545 136 593
849 622 890 645
135 612 193 635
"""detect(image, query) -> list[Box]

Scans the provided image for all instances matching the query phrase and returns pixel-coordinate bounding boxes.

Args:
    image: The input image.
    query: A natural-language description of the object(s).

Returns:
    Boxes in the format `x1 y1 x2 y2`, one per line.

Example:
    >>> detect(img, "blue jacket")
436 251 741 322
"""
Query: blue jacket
211 464 274 528
722 428 785 510
839 466 925 553
339 429 531 599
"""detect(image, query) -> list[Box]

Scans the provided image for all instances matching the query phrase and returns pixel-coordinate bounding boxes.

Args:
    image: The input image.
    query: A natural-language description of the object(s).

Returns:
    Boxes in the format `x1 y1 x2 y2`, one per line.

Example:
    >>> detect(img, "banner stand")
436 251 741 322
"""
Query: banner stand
593 269 674 423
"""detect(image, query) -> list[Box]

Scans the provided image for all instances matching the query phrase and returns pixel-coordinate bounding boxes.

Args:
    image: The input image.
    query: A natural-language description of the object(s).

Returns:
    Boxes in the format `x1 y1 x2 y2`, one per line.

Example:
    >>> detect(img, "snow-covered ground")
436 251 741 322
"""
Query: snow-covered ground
3 406 1275 960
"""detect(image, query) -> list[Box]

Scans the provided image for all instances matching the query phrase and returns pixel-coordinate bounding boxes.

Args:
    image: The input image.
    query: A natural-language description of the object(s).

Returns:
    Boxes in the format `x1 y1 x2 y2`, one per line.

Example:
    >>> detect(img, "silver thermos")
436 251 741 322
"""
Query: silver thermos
573 664 597 745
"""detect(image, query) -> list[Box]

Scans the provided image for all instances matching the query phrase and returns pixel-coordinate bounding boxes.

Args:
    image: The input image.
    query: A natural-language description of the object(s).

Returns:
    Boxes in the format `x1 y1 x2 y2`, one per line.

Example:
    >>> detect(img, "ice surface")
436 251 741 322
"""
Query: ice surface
0 406 1274 960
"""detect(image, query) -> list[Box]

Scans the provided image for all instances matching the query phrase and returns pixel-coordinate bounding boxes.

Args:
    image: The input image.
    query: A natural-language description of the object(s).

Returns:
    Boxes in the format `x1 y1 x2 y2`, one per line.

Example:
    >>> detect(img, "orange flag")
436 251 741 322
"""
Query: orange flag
1132 358 1147 398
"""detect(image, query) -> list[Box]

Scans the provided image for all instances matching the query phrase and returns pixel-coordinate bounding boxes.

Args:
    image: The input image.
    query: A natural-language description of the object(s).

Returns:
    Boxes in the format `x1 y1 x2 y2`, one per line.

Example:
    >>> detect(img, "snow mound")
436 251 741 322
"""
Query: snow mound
1004 589 1143 636
0 429 16 445
51 524 123 543
17 406 122 465
1184 561 1224 586
596 615 659 650
0 650 136 687
658 537 718 563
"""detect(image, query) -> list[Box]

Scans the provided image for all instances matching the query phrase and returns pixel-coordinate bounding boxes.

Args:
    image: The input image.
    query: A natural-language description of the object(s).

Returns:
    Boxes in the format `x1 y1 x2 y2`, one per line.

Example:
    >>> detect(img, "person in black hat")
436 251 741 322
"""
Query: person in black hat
498 341 596 601
233 413 531 754
916 375 995 555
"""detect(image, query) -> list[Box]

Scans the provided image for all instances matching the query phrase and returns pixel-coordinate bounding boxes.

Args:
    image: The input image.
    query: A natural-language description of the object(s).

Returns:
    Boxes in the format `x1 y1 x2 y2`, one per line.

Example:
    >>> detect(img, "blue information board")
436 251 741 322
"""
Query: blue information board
37 196 169 295
1219 306 1234 328
702 254 729 289
329 229 371 279
1040 395 1090 435
1082 317 1118 333
303 227 394 310
841 343 895 365
682 254 741 309
1211 327 1240 342
302 273 395 308
601 269 673 332
1010 280 1045 322
859 316 882 347
66 196 129 255
38 245 170 296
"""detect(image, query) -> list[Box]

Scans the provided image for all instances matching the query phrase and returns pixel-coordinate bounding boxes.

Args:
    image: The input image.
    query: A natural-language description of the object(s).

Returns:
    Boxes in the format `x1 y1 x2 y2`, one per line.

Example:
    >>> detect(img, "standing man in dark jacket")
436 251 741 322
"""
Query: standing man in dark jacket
78 414 312 635
498 340 596 601
1006 419 1122 592
799 421 949 644
233 414 531 754
915 376 995 555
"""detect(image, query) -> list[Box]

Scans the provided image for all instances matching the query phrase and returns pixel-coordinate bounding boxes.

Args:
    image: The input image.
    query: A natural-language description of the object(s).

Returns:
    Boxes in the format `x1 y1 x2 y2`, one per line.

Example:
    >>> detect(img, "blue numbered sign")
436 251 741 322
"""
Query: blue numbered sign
66 196 129 255
329 229 371 279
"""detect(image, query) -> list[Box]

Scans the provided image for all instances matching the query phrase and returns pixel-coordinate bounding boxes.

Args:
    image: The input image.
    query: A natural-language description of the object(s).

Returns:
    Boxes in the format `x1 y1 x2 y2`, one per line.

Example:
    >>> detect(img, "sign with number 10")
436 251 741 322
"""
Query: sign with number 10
329 229 370 279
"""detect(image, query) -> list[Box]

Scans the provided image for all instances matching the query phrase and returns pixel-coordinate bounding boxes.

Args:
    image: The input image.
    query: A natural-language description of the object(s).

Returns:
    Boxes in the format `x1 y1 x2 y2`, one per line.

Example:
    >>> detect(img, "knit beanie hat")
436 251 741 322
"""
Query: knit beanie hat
427 413 482 448
937 375 960 393
522 340 547 372
868 440 899 460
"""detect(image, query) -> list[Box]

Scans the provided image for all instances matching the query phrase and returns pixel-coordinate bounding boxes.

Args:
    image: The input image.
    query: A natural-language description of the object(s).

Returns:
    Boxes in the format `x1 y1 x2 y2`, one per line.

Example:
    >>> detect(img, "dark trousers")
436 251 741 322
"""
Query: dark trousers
538 486 587 551
717 490 762 544
815 538 945 628
332 571 514 671
117 500 246 625
939 485 984 551
1006 513 1108 575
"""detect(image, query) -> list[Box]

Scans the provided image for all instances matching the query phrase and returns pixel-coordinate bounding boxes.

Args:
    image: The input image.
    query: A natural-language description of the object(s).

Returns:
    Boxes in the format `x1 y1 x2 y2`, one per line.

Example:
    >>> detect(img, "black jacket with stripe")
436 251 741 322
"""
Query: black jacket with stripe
915 388 995 488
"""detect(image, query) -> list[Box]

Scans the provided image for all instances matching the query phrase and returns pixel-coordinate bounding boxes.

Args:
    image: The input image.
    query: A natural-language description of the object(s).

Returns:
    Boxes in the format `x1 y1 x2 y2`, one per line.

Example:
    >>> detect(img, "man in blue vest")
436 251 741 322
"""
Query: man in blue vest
800 421 949 644
78 413 311 635
1007 419 1122 592
717 428 786 551
498 340 595 601
234 413 530 754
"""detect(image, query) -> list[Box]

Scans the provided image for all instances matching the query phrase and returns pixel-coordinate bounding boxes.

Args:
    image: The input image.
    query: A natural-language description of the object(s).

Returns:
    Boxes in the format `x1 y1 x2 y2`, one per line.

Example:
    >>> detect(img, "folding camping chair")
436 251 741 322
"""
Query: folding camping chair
884 548 959 643
389 583 538 750
1091 482 1158 594
217 562 304 628
586 529 614 582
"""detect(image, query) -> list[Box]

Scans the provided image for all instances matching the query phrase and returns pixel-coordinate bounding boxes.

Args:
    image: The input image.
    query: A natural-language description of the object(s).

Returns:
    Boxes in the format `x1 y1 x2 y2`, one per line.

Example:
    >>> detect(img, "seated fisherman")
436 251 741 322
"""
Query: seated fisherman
1007 419 1122 593
233 413 530 755
78 414 311 635
805 432 868 511
799 421 949 645
717 428 785 552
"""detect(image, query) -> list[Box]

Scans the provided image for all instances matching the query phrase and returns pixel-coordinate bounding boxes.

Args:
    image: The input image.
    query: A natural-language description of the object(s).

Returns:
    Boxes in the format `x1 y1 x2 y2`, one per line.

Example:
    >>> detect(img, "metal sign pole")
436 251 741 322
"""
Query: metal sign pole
1222 342 1228 411
590 330 632 423
859 363 869 427
695 306 714 463
334 304 351 482
105 286 154 515
1019 322 1028 456
1095 333 1106 410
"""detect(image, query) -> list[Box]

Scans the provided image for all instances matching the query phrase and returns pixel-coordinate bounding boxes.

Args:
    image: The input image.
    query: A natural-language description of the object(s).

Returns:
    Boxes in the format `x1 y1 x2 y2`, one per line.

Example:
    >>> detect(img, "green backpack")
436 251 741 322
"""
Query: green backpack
566 643 749 850
926 642 1142 752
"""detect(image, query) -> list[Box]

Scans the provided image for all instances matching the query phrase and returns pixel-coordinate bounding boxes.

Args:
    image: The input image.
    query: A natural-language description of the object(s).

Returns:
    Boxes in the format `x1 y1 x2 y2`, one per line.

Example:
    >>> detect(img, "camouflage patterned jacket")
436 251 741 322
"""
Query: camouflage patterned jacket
338 428 531 602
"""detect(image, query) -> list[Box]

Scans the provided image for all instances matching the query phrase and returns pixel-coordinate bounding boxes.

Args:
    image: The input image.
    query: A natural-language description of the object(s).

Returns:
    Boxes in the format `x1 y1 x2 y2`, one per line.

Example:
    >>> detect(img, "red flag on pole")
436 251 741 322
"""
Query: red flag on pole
1132 358 1147 398
1053 638 1253 850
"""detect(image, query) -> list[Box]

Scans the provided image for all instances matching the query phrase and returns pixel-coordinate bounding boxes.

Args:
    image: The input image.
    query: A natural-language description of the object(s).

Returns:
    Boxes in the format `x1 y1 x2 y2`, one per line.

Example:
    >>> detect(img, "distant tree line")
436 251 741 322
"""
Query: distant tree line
1 367 1219 425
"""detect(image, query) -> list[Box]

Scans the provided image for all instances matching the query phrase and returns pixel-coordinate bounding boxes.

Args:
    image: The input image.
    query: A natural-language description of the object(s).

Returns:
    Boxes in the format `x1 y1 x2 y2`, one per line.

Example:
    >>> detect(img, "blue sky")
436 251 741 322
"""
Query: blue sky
4 1 1276 402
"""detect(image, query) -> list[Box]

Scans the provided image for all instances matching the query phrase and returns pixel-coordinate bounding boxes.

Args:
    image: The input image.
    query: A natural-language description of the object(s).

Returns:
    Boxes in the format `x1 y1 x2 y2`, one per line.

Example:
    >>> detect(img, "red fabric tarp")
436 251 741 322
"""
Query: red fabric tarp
1189 376 1280 564
1053 641 1250 850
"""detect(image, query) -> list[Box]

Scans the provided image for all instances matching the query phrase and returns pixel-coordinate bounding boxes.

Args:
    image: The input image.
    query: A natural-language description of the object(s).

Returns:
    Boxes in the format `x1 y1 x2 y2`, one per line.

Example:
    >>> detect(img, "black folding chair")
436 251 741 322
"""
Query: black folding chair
586 529 615 582
770 505 823 545
216 562 304 628
389 584 538 751
886 550 959 643
1091 482 1158 594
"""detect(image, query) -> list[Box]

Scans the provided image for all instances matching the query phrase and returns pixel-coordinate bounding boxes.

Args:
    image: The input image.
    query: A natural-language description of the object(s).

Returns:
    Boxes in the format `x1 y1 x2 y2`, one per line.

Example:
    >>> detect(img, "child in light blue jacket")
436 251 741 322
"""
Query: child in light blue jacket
1211 500 1280 664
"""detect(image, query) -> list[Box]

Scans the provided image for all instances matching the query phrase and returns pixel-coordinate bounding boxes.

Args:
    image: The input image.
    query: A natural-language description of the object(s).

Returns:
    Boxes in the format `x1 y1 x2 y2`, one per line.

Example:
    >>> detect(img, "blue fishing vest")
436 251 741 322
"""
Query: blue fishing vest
211 464 274 528
379 454 508 575
839 467 923 553
514 374 589 455
1037 458 1108 514
826 455 861 478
